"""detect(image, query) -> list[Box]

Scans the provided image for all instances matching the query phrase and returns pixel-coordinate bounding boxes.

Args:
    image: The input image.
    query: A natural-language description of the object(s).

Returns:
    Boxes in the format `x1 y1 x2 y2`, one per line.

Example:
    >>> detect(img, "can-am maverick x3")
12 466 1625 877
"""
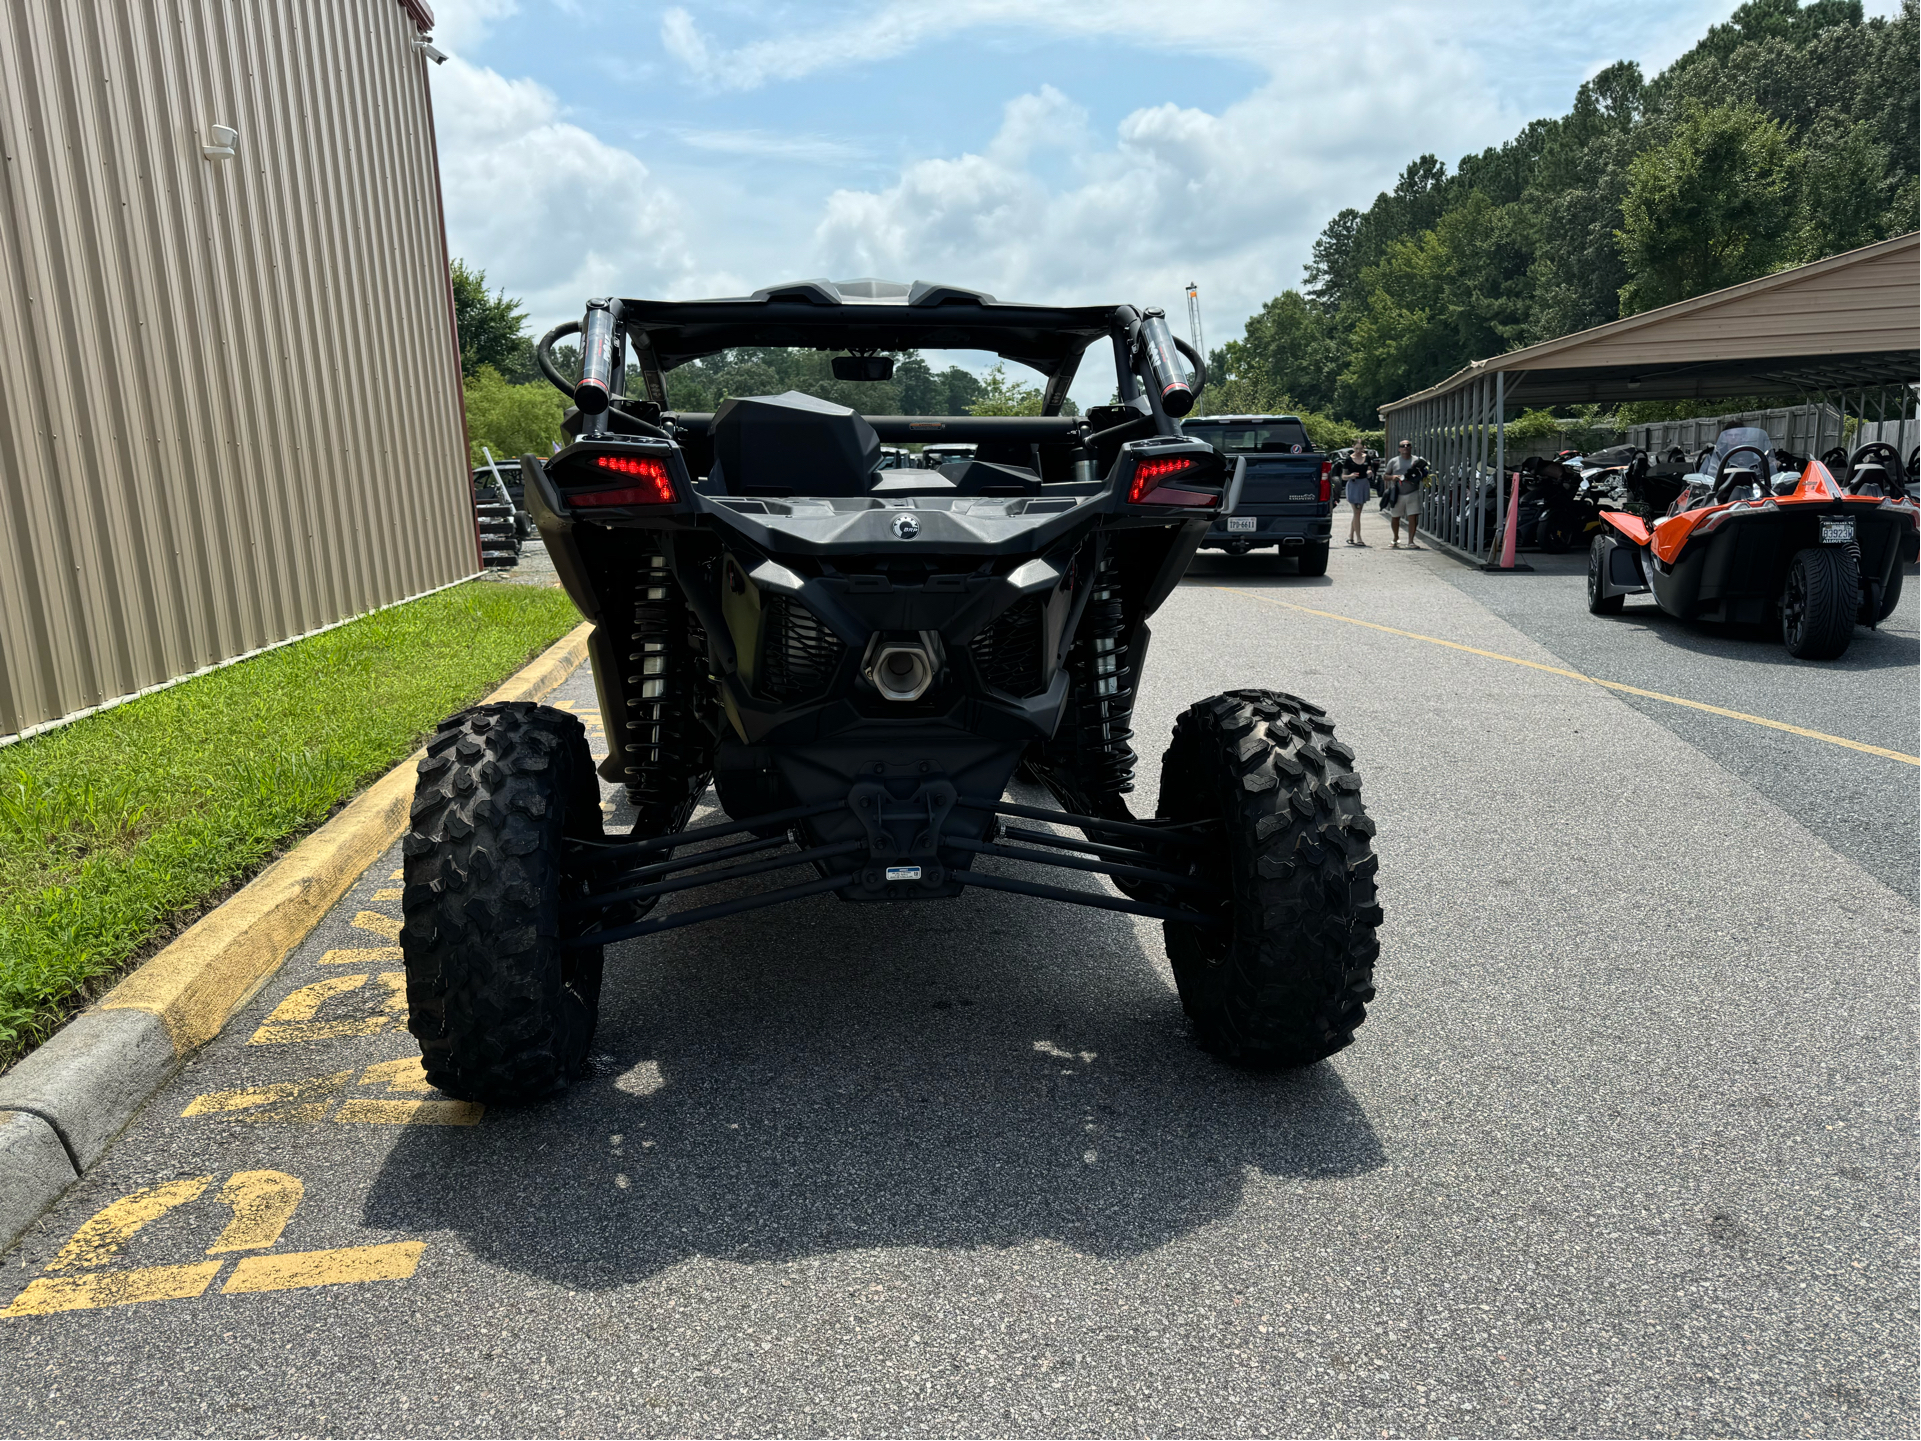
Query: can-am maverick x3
401 280 1381 1102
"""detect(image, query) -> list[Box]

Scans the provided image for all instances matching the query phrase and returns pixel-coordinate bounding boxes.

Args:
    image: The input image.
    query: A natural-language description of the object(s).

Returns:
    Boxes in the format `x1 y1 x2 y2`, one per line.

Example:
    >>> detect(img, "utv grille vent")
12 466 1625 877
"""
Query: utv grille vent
759 596 843 703
970 596 1047 698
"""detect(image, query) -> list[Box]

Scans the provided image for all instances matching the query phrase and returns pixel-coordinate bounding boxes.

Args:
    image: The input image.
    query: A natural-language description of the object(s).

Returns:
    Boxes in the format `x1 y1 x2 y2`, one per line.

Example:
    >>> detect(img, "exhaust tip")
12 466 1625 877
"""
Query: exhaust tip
866 641 934 702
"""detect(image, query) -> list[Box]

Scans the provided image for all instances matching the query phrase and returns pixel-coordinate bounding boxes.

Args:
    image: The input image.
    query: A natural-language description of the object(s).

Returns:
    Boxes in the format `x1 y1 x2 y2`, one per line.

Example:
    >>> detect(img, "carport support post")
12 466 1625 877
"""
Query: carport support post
1494 370 1505 543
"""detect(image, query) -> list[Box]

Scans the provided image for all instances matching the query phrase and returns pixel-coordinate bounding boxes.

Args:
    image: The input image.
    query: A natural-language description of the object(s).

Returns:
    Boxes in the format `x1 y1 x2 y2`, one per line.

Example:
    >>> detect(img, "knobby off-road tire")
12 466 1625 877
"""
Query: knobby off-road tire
1587 535 1625 614
401 703 607 1103
1781 545 1857 660
1156 689 1381 1068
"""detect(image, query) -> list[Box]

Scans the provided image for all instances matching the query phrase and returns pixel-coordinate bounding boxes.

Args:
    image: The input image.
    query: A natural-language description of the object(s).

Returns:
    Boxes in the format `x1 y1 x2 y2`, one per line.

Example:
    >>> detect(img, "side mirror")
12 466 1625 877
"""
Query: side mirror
832 355 894 382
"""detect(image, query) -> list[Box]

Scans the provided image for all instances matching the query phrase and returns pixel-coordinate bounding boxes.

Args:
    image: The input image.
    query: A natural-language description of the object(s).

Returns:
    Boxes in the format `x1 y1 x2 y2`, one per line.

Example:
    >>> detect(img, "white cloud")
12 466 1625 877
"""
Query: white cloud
814 46 1507 345
658 0 1291 92
430 59 714 327
673 128 873 164
429 0 521 51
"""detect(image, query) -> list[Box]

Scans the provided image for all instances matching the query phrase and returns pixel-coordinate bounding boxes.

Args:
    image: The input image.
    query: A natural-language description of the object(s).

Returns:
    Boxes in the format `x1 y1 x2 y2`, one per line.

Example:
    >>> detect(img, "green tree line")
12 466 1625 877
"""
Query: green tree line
1207 0 1918 429
450 264 1066 466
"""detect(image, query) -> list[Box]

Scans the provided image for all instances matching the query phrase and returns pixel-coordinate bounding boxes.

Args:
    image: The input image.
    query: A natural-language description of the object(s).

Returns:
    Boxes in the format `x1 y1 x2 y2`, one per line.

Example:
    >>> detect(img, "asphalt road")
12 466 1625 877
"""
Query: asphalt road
2 506 1915 1437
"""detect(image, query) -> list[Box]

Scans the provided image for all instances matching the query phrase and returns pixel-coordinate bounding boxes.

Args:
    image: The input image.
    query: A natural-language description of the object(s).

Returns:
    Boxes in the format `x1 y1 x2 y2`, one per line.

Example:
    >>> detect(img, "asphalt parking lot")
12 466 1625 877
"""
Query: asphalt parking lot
3 509 1915 1438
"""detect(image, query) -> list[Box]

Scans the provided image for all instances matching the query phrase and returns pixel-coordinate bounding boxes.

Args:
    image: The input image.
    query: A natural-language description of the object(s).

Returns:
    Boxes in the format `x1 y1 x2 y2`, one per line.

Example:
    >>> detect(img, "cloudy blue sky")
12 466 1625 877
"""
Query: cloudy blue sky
427 0 1899 406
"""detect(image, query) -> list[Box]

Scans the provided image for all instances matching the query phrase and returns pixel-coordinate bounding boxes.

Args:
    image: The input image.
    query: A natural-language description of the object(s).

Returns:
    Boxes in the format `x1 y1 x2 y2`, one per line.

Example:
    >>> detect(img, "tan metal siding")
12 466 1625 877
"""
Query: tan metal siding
1544 246 1921 369
0 0 474 740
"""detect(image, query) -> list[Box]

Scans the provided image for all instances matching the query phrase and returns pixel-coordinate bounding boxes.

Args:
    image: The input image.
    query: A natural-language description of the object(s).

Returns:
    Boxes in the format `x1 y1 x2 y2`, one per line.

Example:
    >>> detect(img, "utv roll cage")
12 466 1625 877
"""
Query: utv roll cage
531 277 1210 479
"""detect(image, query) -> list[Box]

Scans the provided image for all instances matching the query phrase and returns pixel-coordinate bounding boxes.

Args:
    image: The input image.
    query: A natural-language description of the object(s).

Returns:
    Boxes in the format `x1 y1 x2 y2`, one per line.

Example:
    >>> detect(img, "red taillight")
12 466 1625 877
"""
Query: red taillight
1128 456 1217 507
569 454 675 506
1318 460 1332 504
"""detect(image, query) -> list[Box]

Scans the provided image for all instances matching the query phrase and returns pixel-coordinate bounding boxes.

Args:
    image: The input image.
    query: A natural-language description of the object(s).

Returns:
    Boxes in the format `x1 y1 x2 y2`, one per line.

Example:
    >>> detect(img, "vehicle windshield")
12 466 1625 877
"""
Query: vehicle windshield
655 348 1072 418
1704 427 1774 476
1184 419 1313 454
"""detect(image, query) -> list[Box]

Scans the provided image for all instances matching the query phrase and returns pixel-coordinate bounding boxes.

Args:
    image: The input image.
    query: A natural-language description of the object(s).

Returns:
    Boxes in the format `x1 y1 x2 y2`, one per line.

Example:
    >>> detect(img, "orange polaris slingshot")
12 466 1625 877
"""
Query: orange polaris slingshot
1586 429 1918 660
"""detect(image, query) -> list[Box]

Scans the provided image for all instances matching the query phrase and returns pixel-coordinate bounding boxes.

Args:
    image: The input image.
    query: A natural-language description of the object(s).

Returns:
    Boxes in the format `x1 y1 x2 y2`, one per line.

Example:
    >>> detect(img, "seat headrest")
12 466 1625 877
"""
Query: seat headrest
712 391 881 496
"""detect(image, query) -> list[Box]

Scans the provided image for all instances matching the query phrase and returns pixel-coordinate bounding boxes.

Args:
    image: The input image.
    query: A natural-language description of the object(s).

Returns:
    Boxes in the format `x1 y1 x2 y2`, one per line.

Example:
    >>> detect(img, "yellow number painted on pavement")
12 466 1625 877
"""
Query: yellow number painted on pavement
181 1058 481 1127
353 911 402 941
2 1170 424 1318
333 1056 482 1126
181 1071 354 1121
207 1171 303 1253
45 1175 212 1270
248 972 405 1044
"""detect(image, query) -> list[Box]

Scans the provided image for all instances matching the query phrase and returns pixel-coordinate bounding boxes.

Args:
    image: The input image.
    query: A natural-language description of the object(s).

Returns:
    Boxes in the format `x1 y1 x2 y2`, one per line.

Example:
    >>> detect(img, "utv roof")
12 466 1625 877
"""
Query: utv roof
617 278 1121 381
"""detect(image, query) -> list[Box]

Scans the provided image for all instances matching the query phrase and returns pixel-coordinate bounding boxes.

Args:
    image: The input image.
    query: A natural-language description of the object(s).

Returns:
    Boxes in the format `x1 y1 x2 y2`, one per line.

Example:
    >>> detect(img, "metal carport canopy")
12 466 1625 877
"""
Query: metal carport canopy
1379 231 1919 416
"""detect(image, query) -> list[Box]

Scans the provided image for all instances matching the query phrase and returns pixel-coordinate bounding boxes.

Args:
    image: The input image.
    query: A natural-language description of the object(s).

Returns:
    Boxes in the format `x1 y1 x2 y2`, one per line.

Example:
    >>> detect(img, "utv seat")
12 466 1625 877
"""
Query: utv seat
710 391 882 497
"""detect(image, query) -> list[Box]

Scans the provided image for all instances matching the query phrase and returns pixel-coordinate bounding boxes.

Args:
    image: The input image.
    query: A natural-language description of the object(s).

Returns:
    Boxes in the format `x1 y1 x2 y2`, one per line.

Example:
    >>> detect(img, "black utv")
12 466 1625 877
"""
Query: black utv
401 279 1381 1103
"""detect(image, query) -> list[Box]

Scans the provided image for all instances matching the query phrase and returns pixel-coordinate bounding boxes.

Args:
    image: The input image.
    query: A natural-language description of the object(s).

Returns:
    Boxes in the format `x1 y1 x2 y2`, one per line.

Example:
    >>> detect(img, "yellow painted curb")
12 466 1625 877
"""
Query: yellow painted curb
97 622 593 1056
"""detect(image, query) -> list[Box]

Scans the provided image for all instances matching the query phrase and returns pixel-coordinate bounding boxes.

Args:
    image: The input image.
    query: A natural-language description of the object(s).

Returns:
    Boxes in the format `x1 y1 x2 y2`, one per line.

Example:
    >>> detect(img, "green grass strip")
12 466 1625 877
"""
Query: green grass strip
0 581 584 1060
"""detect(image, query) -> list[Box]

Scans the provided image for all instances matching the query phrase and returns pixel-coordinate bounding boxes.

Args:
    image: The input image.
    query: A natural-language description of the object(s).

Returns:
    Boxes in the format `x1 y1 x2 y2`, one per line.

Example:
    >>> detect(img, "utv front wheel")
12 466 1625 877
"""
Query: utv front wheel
1780 546 1856 660
1156 690 1381 1068
400 703 608 1103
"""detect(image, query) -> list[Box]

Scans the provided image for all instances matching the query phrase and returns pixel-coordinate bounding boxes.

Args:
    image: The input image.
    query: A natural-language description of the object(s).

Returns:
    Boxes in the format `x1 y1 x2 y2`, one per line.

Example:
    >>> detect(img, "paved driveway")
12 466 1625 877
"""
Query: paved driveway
3 509 1914 1437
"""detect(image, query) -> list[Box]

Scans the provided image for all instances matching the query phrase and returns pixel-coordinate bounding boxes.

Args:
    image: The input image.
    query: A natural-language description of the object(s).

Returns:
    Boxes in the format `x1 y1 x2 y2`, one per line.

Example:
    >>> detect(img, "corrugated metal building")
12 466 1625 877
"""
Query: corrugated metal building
0 0 476 742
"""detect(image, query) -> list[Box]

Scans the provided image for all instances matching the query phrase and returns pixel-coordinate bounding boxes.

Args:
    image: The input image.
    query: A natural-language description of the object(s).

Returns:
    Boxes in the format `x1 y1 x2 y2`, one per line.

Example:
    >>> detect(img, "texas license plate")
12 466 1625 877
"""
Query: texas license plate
1820 516 1855 544
1226 516 1257 532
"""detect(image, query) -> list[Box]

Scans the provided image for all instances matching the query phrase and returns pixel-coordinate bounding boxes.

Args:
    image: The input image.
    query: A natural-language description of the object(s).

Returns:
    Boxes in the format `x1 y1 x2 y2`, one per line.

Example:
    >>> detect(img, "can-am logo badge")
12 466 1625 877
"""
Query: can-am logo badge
891 514 921 539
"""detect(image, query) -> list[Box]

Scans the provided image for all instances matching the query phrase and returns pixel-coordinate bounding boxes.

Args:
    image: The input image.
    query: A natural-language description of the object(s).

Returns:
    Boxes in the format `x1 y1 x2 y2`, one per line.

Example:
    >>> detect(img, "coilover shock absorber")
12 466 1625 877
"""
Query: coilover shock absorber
622 551 714 831
1047 547 1138 804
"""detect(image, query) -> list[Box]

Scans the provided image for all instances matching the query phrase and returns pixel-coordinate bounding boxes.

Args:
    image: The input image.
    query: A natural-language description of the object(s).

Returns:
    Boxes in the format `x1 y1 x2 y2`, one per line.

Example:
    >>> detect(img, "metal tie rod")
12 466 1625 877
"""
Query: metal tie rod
569 840 863 914
589 833 791 890
569 799 847 861
951 869 1228 929
957 797 1214 849
1001 825 1178 867
946 837 1215 893
566 874 855 949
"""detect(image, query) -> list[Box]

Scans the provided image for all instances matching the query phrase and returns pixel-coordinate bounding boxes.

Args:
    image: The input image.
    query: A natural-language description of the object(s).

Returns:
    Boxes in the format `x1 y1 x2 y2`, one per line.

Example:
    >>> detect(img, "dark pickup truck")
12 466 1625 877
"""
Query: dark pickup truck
1183 414 1333 575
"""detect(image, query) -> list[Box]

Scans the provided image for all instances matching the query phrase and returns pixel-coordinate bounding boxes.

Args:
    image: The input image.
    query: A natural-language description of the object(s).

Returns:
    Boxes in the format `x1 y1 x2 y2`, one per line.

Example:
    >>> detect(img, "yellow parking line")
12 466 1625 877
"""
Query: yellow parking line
2 1263 225 1317
221 1242 424 1295
1220 588 1920 767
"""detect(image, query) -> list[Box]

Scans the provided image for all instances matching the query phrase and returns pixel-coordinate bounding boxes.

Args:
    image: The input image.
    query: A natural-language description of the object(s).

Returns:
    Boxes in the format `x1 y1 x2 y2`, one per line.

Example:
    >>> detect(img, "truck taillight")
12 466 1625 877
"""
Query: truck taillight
570 454 675 506
1318 460 1332 504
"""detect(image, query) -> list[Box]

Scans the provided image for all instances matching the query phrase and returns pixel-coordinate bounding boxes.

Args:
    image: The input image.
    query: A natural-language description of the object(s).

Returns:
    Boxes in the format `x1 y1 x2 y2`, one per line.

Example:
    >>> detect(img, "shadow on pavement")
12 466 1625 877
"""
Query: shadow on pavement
1181 554 1335 587
362 875 1383 1289
1593 603 1920 673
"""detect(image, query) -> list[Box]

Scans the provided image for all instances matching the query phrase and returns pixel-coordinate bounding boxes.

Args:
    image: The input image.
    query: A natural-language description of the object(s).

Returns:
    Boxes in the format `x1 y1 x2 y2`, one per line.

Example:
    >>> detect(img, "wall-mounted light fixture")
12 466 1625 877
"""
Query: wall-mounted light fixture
202 125 237 160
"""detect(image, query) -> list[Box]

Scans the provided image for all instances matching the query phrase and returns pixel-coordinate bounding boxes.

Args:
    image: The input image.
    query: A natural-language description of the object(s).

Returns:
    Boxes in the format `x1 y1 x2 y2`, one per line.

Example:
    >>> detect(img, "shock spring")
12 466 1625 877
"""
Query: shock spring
623 552 713 827
1059 548 1138 798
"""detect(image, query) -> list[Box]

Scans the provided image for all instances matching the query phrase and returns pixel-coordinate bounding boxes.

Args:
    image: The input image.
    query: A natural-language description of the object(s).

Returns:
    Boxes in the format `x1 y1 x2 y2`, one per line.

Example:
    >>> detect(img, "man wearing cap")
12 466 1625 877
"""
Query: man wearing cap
1381 440 1424 549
